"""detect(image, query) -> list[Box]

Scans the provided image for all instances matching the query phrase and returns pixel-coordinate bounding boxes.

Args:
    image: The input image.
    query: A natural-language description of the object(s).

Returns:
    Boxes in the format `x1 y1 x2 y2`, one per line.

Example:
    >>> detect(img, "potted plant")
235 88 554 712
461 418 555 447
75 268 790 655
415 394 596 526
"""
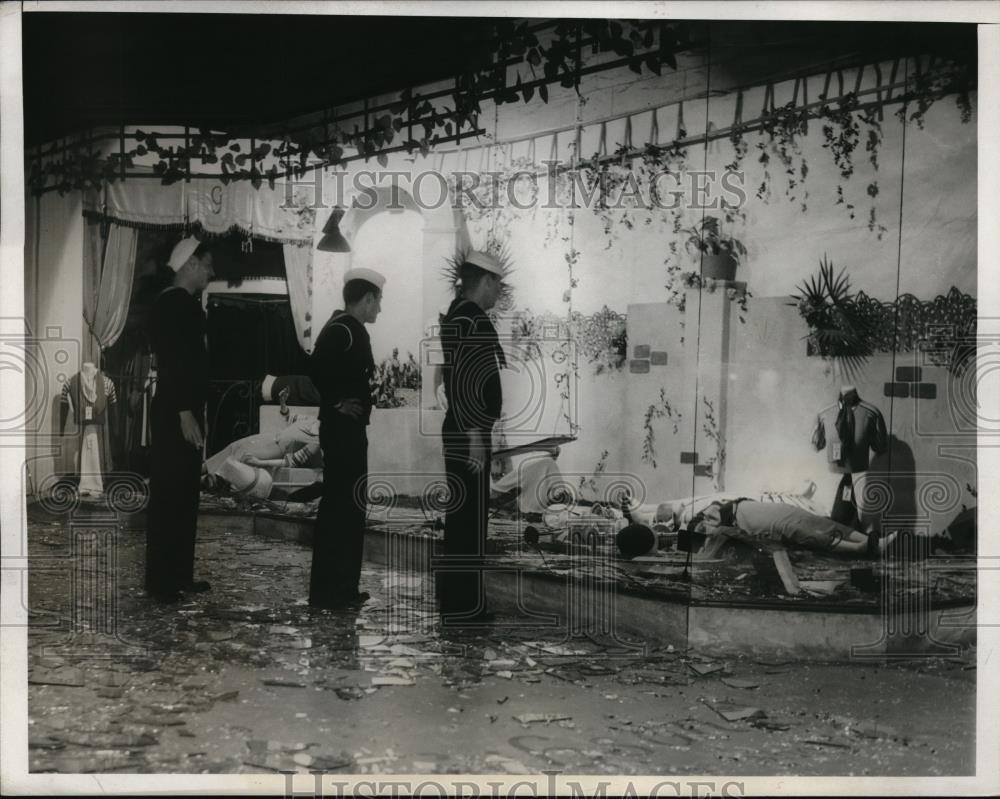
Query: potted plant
788 255 874 360
683 215 747 281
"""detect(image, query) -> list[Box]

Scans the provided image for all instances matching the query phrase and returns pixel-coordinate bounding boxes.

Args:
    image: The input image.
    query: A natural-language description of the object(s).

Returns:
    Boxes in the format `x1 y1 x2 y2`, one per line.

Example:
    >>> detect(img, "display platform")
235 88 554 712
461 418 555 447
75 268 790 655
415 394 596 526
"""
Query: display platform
31 493 972 661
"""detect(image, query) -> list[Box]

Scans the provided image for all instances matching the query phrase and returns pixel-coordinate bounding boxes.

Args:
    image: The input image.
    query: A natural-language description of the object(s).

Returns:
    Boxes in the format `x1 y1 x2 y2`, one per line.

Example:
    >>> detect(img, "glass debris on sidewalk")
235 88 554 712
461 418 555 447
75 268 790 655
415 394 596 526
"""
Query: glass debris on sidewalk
26 513 976 776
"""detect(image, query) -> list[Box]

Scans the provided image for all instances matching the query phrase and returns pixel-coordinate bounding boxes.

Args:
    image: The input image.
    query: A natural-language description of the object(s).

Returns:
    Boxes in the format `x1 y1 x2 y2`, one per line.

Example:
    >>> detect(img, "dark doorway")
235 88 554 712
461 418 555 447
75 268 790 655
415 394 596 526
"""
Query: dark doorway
104 230 309 466
205 293 310 457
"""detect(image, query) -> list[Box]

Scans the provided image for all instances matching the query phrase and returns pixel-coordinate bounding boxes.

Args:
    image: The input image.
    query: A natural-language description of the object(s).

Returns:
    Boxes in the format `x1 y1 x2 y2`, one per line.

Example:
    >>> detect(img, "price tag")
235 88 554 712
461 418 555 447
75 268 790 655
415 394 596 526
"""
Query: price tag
831 443 841 461
84 406 93 421
843 484 853 502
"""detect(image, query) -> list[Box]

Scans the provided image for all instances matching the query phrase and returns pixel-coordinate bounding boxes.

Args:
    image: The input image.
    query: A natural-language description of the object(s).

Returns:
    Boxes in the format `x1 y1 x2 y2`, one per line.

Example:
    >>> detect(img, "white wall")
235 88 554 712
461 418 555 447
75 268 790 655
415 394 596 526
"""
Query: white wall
471 99 976 318
368 409 445 499
351 209 426 363
724 299 976 534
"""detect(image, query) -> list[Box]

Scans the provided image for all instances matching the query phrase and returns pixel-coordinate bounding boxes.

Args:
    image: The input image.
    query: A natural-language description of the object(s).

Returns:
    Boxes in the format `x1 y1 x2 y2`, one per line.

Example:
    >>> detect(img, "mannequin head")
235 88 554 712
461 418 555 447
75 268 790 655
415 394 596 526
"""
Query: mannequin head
839 385 859 404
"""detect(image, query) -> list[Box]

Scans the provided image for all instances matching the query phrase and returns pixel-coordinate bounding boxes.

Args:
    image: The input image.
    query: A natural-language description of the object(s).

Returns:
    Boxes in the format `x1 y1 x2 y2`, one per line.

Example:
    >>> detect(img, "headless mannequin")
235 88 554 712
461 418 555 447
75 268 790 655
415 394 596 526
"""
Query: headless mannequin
812 384 888 534
60 362 117 496
78 363 102 495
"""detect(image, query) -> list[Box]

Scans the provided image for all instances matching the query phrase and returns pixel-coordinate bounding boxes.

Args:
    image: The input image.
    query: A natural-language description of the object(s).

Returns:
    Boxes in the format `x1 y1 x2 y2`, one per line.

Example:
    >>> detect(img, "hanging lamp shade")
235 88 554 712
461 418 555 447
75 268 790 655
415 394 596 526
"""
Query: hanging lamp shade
317 208 350 252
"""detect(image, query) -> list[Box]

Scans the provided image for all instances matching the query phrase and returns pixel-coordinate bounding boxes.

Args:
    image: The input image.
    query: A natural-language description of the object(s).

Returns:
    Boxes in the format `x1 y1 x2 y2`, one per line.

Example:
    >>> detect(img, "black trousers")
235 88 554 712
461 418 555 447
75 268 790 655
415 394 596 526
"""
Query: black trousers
437 422 492 618
828 472 857 527
309 417 368 607
145 404 203 595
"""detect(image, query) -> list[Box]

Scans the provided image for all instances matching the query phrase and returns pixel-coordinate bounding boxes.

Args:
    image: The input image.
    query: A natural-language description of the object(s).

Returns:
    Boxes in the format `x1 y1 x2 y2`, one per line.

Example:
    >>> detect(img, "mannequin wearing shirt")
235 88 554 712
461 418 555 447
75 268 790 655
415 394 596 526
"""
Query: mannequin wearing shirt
812 386 888 534
59 362 117 496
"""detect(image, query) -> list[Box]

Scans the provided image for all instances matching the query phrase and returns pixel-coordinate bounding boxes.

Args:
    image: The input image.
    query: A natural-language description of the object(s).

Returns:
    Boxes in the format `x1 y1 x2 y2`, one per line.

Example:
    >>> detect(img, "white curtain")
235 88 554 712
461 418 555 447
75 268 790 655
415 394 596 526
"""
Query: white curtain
82 218 104 362
283 243 314 353
84 179 315 244
85 223 137 353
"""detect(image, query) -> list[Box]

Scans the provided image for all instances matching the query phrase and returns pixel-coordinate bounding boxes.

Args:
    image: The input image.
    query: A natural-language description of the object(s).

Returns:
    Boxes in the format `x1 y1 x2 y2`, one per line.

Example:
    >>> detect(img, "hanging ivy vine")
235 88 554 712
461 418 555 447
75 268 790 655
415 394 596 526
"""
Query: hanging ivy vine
752 101 811 209
577 449 610 498
700 397 725 491
29 19 693 195
723 92 892 241
641 388 682 468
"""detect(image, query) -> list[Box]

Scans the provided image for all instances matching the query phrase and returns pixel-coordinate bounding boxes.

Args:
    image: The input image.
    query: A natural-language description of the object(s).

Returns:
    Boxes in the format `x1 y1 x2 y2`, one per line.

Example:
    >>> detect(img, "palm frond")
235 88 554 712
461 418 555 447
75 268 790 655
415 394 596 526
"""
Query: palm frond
441 251 464 291
791 271 826 306
816 255 851 306
834 353 870 383
442 241 516 309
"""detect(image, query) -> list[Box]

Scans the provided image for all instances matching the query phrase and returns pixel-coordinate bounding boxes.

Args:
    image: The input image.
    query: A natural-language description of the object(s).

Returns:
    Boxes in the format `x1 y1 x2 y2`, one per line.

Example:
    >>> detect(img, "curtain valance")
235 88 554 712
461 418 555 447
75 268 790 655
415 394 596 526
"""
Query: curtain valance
83 178 316 244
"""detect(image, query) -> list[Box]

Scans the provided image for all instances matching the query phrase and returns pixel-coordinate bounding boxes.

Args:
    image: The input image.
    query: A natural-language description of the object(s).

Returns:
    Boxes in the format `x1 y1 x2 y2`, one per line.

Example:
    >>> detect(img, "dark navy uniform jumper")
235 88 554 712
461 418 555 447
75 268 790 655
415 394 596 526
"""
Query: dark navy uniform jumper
308 311 374 607
437 298 506 618
146 286 209 597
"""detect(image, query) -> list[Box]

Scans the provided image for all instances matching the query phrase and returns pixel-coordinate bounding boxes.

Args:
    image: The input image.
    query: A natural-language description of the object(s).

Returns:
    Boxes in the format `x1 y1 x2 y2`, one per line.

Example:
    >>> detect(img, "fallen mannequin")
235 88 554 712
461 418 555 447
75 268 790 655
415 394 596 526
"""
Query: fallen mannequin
682 499 899 595
491 445 568 517
531 483 825 552
260 374 320 406
519 481 900 596
685 499 897 557
654 480 826 528
202 418 323 500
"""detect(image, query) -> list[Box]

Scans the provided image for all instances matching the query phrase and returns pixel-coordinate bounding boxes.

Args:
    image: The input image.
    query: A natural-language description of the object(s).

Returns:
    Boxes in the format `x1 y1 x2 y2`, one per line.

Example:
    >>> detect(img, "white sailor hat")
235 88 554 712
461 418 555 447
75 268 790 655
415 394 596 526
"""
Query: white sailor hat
343 267 386 291
464 250 504 277
167 236 203 271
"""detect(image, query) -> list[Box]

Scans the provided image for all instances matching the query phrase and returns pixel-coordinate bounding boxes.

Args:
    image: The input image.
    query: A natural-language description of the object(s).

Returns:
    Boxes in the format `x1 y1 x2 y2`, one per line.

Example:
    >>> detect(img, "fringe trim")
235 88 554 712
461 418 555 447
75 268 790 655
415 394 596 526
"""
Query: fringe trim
82 210 182 232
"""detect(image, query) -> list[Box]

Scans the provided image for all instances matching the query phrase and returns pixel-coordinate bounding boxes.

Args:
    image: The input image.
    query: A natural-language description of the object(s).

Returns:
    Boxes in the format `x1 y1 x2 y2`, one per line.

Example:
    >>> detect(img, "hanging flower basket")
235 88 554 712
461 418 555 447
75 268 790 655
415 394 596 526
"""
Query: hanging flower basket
683 215 746 283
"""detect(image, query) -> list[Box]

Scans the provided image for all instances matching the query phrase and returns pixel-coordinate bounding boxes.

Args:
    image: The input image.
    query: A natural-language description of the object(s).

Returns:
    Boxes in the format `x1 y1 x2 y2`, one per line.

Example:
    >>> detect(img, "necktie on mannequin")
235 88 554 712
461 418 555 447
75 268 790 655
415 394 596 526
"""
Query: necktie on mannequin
834 386 859 467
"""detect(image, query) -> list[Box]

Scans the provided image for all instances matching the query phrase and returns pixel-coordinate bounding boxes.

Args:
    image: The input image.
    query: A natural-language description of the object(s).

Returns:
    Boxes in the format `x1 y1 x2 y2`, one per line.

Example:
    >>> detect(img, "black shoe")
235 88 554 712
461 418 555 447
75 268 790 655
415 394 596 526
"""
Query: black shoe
182 580 212 593
341 591 370 607
148 590 183 604
310 591 370 611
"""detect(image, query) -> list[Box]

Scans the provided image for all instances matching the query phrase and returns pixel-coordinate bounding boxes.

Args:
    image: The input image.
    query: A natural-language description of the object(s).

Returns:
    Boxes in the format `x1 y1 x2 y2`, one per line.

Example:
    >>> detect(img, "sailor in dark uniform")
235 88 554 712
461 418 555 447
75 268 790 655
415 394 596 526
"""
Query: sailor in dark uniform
146 236 215 603
308 267 384 609
437 251 507 624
